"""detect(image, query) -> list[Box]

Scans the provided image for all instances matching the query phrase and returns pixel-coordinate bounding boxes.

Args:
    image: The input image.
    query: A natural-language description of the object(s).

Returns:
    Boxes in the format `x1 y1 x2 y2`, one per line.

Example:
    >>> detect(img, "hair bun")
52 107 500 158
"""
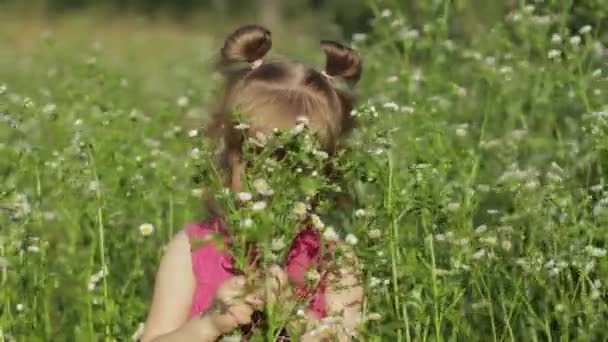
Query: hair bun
221 25 272 64
320 40 362 86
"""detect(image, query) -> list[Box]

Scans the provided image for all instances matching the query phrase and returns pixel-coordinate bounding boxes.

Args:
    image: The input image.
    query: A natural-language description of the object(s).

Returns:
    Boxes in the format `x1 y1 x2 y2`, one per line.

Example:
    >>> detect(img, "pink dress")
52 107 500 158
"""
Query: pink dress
185 219 330 323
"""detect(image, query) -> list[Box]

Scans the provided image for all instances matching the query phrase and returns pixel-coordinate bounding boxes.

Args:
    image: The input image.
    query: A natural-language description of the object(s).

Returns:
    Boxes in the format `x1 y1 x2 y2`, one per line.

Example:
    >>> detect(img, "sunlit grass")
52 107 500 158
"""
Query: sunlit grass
1 2 608 341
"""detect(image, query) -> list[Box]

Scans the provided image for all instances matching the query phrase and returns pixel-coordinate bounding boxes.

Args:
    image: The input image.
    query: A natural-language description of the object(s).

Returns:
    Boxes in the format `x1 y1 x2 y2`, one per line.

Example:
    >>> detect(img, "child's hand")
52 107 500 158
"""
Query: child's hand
204 276 263 335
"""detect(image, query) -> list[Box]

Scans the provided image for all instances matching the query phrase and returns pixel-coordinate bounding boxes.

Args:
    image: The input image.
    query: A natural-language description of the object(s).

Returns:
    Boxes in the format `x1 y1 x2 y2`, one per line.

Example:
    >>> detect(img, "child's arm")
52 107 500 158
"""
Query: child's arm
141 231 222 342
141 231 261 342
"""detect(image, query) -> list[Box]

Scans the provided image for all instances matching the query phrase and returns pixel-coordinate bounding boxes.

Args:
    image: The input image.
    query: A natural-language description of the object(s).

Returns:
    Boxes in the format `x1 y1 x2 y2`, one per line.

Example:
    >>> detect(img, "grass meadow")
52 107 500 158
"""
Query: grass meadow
1 2 608 341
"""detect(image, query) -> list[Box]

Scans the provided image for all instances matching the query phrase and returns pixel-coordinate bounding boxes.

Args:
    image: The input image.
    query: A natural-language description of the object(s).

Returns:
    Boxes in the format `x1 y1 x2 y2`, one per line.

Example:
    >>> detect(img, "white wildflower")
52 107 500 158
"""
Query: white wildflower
579 25 592 34
551 34 562 44
23 97 34 108
548 49 561 59
292 202 308 217
323 226 340 242
382 102 399 111
585 245 607 257
354 209 366 217
27 245 40 253
472 248 486 260
310 214 325 229
369 277 381 287
177 96 189 107
352 33 367 42
345 234 358 246
237 192 253 202
312 149 329 160
475 225 488 234
74 118 83 126
569 35 581 46
386 75 399 83
139 223 154 236
480 236 497 246
0 84 6 95
241 218 253 228
271 237 286 251
189 148 201 160
501 240 512 251
455 126 468 137
42 103 56 114
191 188 203 197
253 179 274 196
188 129 198 137
584 260 596 273
251 201 267 211
368 229 381 239
380 9 392 18
16 304 24 312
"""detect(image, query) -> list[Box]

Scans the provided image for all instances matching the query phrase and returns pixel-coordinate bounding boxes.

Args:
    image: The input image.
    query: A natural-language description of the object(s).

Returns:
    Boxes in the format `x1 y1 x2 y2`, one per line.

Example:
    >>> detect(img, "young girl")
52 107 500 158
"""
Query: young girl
141 25 364 342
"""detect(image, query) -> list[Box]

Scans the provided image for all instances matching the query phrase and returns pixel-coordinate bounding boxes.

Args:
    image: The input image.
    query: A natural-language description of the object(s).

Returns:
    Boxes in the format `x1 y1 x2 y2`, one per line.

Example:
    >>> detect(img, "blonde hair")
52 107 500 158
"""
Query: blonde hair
207 25 363 195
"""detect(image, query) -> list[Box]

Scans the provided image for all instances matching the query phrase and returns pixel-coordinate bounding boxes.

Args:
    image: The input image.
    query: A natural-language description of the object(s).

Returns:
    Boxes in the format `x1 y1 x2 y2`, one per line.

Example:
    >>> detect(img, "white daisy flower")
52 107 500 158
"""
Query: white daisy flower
548 49 561 59
310 214 325 229
237 192 253 202
579 25 592 34
42 103 56 114
177 96 189 107
139 223 155 236
16 304 24 312
472 248 486 260
345 234 358 246
188 129 198 137
292 202 308 217
569 35 581 46
190 188 203 197
354 209 366 217
312 150 329 160
253 179 274 196
323 226 340 242
27 245 40 253
368 229 381 239
241 217 253 228
189 148 201 160
251 201 267 211
271 237 286 251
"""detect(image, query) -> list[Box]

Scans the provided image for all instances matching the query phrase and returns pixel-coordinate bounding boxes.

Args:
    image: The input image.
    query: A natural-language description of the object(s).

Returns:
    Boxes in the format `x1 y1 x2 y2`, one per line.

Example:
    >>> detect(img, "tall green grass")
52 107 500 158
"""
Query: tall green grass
1 1 607 341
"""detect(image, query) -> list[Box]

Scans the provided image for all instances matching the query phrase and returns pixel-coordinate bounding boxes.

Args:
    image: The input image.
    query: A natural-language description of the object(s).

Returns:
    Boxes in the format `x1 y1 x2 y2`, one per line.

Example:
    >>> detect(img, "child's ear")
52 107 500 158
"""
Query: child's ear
219 25 272 72
320 40 362 87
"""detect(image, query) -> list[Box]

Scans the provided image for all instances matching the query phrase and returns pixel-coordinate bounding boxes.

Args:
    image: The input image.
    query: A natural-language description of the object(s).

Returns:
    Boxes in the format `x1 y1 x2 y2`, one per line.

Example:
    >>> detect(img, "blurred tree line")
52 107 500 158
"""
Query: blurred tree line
0 0 372 36
0 0 604 42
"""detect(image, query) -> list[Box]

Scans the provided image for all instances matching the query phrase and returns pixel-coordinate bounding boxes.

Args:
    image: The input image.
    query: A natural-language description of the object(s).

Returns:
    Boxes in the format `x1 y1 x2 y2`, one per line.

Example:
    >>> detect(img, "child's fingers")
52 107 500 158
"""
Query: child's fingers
244 293 264 309
227 303 254 325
